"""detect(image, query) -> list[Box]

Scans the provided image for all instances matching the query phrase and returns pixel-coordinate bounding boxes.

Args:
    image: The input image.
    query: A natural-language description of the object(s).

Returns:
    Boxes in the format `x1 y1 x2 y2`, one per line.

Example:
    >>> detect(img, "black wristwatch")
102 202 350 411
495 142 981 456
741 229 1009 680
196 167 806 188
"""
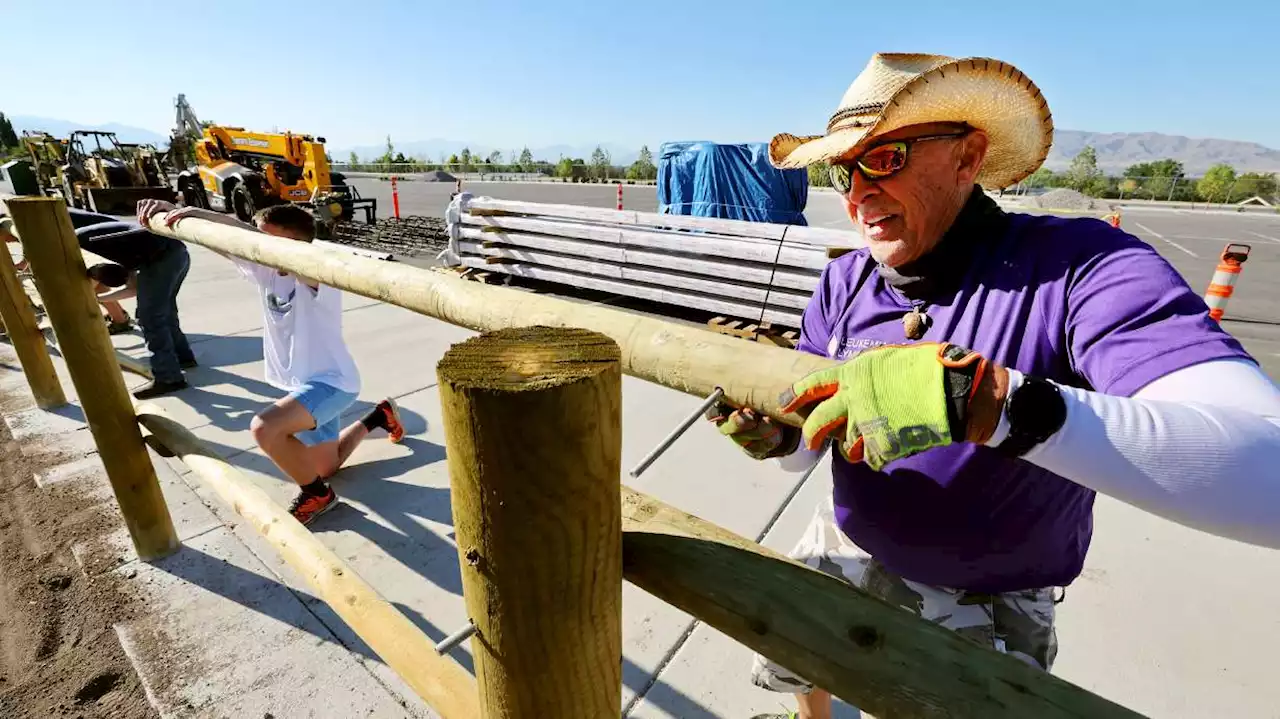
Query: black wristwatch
995 375 1067 458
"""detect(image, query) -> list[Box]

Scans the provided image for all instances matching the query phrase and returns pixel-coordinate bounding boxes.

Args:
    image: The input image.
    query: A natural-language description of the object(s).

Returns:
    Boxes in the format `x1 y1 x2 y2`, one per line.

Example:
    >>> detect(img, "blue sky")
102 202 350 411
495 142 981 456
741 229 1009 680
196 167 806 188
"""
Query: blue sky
6 0 1279 151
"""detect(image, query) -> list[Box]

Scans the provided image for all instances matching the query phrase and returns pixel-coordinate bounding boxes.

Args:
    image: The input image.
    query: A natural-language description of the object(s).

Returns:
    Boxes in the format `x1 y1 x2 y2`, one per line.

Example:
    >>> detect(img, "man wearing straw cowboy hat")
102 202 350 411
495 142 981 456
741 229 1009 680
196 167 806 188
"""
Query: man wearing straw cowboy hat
711 53 1280 718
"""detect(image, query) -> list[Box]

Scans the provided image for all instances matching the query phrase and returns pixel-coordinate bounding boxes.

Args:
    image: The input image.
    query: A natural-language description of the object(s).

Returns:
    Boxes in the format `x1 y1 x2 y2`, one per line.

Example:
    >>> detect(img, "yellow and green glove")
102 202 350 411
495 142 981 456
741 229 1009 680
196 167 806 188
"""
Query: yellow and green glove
780 343 991 470
707 403 800 460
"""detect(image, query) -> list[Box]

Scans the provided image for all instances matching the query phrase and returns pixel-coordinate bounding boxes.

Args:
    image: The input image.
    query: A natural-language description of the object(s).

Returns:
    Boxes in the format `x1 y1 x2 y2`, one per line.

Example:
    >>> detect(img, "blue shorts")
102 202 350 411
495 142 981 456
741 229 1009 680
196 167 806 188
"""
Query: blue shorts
287 382 359 447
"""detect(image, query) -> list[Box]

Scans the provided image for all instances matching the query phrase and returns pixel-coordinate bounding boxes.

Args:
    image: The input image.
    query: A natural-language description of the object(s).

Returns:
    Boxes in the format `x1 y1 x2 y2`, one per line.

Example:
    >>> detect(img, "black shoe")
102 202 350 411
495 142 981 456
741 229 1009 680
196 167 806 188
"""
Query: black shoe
106 318 135 335
179 358 199 369
132 379 189 399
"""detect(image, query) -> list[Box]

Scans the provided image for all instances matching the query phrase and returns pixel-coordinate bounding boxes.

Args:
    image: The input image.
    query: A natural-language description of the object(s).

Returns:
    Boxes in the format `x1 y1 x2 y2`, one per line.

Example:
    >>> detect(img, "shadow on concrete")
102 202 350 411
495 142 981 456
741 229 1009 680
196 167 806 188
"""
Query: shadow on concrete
319 437 464 596
152 541 379 662
1222 316 1280 328
622 655 725 719
159 363 430 454
182 333 264 366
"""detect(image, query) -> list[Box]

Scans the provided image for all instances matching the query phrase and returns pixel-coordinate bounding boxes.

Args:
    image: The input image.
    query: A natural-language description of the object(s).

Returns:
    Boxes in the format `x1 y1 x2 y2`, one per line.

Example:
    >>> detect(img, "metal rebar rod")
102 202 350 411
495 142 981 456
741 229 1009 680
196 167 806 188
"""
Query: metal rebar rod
434 620 477 655
629 387 725 479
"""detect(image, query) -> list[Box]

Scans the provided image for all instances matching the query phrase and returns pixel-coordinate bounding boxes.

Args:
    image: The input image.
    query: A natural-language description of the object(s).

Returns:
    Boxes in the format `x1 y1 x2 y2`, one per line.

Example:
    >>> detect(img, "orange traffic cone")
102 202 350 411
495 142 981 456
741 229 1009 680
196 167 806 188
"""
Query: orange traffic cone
1203 244 1251 322
1102 209 1121 228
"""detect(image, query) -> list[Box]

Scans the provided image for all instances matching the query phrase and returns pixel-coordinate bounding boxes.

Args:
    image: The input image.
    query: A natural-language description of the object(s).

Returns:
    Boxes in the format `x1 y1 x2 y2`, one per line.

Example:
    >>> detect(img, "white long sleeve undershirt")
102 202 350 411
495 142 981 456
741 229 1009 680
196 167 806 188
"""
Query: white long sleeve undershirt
780 359 1280 548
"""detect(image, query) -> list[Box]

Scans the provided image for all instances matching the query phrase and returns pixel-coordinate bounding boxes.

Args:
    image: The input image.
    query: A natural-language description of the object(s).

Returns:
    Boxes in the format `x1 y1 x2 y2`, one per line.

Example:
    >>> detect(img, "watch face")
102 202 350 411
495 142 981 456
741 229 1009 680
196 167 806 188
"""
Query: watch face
1009 378 1067 439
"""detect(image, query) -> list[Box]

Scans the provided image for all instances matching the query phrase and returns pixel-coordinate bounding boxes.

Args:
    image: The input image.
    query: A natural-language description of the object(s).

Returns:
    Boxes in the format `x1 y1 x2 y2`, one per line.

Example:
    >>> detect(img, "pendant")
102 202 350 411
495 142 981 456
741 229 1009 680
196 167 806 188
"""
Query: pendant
903 307 930 340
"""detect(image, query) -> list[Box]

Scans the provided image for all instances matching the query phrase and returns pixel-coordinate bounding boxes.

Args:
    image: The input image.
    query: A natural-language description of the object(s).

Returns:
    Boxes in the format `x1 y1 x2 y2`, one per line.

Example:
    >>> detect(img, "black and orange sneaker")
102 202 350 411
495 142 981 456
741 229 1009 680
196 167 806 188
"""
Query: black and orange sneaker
365 398 405 444
288 484 337 526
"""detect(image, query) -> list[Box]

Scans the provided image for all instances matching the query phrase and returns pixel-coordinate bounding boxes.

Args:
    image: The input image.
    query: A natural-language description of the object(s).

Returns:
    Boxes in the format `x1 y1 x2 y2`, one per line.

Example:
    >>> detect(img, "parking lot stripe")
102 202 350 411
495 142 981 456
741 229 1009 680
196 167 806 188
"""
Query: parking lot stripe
1136 222 1200 258
1246 231 1280 245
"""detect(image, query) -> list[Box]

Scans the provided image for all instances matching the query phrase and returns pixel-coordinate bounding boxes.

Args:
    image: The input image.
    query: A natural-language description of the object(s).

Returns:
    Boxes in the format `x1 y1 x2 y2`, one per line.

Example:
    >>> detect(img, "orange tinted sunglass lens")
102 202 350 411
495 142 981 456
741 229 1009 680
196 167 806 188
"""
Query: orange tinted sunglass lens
858 142 908 177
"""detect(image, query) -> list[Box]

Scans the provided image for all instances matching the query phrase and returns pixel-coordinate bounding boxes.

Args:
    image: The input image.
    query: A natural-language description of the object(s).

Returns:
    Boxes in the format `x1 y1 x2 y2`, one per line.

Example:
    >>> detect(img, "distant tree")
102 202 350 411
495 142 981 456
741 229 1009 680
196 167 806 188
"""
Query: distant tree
1124 158 1184 199
1234 172 1278 201
1082 175 1112 198
1024 166 1055 188
807 162 831 188
0 112 18 150
1066 146 1101 191
347 151 360 166
392 151 408 164
487 150 503 166
518 147 534 172
376 135 395 165
589 146 611 180
626 144 657 181
1197 163 1237 203
447 153 460 166
459 147 474 172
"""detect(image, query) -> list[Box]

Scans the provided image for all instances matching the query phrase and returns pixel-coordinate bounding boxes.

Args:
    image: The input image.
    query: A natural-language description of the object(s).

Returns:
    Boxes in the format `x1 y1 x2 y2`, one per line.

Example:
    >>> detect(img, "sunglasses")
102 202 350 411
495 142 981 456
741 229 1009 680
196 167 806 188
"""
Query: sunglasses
828 131 970 193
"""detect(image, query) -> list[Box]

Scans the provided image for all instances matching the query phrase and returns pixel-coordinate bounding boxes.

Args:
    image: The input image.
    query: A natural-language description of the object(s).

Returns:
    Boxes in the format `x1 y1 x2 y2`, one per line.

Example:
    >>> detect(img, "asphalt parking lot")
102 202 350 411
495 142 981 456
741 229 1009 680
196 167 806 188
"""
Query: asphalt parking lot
350 178 1280 379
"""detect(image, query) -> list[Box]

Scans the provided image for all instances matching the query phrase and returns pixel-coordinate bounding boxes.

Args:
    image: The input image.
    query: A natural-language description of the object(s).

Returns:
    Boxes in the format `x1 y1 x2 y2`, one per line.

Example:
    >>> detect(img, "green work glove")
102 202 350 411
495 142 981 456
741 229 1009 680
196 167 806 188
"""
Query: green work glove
706 402 800 460
779 343 990 470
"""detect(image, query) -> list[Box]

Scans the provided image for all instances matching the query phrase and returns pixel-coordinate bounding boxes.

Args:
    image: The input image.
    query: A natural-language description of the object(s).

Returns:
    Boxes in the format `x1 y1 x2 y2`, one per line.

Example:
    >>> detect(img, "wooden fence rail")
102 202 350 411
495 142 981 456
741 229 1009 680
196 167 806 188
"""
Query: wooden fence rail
147 211 832 421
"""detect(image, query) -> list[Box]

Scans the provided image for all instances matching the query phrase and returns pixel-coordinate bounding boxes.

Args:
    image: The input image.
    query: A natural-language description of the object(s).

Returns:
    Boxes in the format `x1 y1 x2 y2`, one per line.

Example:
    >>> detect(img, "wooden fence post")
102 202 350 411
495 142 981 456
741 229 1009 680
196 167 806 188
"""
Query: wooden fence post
437 326 623 718
0 219 65 408
7 198 178 561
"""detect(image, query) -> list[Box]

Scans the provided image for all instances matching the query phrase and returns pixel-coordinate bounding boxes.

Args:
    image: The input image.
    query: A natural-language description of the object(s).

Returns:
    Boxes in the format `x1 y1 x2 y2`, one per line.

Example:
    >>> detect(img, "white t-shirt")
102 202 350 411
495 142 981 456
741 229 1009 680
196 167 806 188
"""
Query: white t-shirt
233 259 361 394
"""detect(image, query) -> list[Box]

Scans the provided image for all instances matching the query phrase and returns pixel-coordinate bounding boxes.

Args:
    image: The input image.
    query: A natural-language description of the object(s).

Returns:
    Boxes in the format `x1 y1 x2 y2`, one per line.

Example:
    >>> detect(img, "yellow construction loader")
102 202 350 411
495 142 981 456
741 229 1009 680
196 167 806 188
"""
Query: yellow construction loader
175 124 375 236
23 129 176 213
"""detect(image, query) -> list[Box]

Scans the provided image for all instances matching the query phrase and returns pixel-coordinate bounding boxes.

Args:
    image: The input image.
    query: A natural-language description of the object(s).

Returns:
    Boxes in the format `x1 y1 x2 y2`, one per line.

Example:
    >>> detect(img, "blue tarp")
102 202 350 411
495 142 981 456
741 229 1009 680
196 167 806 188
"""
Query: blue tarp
657 141 809 225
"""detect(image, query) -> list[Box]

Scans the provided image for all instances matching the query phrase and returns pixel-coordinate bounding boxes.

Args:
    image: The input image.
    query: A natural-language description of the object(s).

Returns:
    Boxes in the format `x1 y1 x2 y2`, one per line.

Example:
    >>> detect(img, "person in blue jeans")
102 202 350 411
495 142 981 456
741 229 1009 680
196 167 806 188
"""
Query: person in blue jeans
138 200 404 526
63 207 196 399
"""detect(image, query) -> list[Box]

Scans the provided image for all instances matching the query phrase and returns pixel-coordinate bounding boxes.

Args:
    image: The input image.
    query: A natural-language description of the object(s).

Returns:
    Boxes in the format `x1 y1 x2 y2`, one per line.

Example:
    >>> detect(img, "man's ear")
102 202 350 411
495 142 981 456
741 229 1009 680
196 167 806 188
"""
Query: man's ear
957 131 989 185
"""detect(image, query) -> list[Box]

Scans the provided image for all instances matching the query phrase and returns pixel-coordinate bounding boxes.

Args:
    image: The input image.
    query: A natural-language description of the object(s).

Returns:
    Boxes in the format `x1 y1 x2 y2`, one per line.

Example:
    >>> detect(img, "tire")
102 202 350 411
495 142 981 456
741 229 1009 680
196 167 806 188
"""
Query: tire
231 183 256 222
179 178 209 209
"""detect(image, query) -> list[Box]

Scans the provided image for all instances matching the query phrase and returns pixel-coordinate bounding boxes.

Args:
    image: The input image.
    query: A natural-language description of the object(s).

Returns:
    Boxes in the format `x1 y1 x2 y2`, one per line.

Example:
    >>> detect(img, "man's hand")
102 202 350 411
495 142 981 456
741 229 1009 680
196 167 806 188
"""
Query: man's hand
780 343 1008 470
707 402 800 460
136 199 178 228
137 200 240 230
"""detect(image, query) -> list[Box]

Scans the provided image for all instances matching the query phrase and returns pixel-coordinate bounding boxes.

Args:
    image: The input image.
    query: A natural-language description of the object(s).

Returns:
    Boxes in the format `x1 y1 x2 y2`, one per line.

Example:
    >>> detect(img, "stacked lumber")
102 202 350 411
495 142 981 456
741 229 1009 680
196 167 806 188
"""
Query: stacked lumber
441 196 864 328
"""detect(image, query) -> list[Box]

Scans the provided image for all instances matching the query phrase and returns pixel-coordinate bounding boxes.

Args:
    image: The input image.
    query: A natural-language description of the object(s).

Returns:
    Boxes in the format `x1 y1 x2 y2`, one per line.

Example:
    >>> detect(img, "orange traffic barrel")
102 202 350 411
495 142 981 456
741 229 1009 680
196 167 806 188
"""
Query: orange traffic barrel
1203 243 1251 322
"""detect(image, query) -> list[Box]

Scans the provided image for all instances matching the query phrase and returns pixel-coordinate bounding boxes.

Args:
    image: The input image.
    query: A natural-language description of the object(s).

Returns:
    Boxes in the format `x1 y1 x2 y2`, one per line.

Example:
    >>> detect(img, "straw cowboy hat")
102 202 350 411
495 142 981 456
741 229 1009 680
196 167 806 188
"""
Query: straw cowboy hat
769 53 1053 189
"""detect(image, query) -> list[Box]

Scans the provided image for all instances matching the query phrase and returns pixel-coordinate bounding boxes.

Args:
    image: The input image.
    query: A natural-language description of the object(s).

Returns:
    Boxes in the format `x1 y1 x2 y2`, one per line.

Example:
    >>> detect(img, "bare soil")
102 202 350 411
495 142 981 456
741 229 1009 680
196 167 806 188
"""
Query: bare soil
0 401 156 718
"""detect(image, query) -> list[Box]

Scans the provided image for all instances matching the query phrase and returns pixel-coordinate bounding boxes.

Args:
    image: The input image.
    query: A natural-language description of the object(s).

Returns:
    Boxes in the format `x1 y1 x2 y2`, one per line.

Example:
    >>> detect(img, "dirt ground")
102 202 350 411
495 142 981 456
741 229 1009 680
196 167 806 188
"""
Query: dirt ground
0 399 156 718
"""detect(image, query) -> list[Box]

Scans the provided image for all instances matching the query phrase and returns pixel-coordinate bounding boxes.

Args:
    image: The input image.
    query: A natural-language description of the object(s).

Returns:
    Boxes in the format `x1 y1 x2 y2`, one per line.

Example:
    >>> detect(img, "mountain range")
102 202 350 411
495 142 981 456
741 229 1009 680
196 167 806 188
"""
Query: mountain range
10 114 1280 175
332 139 645 167
1044 131 1280 174
10 115 169 147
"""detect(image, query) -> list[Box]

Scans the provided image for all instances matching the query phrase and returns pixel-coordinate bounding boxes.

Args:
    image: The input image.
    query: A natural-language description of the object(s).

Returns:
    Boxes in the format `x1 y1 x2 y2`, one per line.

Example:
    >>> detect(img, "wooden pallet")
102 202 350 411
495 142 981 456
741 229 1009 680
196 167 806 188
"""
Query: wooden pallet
707 316 798 349
432 265 505 285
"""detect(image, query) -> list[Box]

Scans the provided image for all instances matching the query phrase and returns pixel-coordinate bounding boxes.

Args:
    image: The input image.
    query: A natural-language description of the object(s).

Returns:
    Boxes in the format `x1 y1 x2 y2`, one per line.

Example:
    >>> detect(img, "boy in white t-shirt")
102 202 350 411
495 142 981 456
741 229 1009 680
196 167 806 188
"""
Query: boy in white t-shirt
138 200 403 526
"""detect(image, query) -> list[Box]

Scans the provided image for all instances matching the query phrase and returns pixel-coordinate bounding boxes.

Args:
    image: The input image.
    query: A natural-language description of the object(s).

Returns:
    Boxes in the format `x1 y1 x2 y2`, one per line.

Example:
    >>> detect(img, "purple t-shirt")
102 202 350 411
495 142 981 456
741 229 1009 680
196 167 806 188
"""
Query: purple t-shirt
801 213 1252 593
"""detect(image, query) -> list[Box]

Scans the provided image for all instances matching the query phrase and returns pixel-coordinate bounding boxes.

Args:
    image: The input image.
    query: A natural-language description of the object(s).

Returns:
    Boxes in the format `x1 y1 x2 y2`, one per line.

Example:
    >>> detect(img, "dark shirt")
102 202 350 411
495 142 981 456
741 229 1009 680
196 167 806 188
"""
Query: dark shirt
67 208 174 270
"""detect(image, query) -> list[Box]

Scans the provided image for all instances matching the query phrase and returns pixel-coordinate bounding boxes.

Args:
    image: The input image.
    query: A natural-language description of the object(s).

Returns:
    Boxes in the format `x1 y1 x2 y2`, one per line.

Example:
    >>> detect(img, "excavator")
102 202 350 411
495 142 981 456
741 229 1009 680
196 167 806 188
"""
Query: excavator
172 96 375 238
23 129 176 213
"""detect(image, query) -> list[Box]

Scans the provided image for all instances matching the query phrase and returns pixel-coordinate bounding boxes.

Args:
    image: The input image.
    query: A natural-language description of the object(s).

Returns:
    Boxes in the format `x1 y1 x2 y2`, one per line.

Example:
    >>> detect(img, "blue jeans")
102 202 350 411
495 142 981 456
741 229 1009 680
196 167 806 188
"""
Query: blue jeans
136 243 194 384
288 382 359 447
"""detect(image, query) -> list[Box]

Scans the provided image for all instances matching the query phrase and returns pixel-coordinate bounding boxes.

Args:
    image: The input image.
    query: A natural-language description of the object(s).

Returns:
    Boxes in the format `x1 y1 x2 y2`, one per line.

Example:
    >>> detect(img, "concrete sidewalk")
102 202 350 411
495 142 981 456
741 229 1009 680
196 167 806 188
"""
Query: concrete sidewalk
4 243 1280 718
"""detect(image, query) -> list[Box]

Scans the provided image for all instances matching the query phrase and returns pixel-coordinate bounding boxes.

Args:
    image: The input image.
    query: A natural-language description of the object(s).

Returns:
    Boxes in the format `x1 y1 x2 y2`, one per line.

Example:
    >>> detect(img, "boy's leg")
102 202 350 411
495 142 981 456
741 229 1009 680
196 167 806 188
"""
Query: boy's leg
252 396 334 485
325 399 406 477
253 383 358 525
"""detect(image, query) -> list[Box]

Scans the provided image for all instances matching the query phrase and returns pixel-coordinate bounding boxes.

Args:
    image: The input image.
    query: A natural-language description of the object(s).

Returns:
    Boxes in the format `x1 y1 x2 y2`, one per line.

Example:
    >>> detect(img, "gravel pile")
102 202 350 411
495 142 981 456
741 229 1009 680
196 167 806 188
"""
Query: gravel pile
1026 189 1111 211
330 215 450 256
